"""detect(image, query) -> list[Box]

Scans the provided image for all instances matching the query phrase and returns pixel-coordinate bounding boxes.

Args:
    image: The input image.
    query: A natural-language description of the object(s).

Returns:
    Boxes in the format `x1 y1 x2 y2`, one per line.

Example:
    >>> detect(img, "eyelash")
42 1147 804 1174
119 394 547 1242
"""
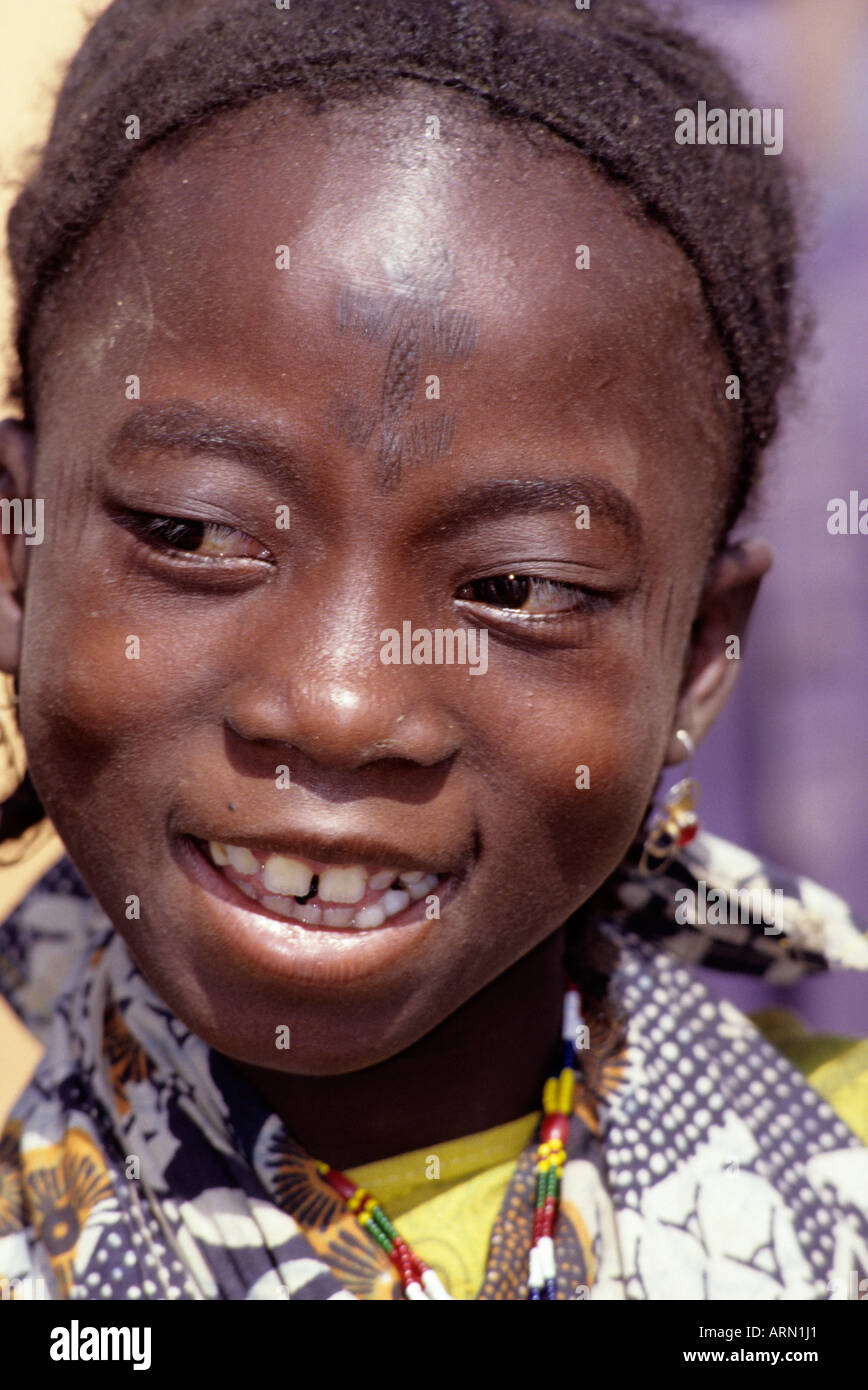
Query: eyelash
121 514 607 619
121 512 270 562
455 573 608 618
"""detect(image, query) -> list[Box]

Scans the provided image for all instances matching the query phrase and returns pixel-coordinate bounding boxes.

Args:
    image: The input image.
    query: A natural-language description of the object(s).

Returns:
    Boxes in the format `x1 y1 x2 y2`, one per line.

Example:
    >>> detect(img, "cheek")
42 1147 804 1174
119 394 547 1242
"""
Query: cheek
17 554 211 811
467 645 672 901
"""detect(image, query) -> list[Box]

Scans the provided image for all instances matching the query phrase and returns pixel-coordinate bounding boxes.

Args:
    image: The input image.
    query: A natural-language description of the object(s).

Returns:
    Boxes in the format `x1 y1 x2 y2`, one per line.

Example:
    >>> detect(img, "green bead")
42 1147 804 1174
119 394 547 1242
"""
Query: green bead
362 1220 392 1254
373 1207 398 1240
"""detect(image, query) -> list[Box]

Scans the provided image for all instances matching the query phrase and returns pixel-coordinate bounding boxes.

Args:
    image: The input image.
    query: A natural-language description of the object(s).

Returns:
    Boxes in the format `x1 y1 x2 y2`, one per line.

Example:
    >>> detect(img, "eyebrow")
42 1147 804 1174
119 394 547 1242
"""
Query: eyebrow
107 402 310 495
416 476 643 546
107 405 643 545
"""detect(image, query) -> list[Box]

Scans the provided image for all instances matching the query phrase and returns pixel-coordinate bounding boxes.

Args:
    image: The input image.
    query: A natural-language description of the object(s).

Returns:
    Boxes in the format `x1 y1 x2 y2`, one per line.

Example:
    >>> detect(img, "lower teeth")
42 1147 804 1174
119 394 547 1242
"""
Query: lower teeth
261 893 315 924
267 875 438 928
354 903 386 928
214 847 439 928
322 907 355 928
381 888 411 916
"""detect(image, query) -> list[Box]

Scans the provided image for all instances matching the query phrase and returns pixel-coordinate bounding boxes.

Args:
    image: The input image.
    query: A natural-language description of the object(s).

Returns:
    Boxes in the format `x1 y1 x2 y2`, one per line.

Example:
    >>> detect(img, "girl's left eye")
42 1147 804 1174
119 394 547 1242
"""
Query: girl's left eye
125 514 270 560
455 573 602 615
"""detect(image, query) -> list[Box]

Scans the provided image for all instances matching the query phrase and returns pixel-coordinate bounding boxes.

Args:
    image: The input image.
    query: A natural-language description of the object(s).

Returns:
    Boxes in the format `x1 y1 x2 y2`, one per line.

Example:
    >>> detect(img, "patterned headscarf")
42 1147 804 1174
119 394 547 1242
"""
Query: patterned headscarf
1 831 866 1300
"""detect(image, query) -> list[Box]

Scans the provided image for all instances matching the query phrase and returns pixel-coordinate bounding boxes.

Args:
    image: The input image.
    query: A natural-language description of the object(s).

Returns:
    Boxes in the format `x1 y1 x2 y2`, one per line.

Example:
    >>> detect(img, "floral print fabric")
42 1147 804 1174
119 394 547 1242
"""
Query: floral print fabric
0 833 866 1300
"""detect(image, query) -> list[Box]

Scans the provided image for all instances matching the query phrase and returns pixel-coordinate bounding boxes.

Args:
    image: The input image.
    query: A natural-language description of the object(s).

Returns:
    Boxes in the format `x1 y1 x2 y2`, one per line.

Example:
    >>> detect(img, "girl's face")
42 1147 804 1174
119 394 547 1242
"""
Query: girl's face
2 92 765 1073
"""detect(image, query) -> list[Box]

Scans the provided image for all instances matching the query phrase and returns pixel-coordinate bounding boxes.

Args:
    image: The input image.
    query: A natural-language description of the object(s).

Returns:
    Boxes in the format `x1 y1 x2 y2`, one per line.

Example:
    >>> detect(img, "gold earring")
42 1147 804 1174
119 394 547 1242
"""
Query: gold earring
638 730 700 877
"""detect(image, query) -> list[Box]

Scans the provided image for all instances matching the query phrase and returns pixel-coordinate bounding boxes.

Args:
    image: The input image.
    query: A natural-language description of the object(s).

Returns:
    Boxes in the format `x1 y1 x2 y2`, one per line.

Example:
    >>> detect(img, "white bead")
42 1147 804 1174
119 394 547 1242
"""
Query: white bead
538 1236 556 1282
528 1245 543 1290
421 1269 454 1300
405 1281 428 1300
562 988 582 1041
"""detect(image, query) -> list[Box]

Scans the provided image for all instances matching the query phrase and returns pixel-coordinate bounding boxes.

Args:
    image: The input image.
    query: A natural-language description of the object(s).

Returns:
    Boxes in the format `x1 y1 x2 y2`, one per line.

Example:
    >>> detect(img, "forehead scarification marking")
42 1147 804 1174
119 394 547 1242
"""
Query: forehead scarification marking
324 395 379 450
334 260 480 490
376 413 458 493
423 306 478 362
403 412 457 465
381 317 423 421
337 284 404 340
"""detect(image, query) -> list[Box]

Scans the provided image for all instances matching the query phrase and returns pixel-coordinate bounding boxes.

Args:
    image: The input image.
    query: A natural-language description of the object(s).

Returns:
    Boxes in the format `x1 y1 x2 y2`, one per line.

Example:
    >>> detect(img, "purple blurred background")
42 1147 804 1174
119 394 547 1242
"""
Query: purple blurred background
650 0 867 1033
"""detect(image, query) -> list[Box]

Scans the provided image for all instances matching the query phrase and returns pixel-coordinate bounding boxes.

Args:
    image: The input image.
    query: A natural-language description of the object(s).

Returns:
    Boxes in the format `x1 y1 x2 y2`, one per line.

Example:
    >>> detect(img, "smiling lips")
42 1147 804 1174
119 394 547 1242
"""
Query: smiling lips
205 841 441 929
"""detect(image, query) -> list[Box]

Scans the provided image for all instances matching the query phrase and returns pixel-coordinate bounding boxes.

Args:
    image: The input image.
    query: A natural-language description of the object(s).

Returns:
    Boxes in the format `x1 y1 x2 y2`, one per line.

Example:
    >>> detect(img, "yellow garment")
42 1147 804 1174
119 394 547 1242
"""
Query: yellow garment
348 1014 868 1301
347 1110 539 1300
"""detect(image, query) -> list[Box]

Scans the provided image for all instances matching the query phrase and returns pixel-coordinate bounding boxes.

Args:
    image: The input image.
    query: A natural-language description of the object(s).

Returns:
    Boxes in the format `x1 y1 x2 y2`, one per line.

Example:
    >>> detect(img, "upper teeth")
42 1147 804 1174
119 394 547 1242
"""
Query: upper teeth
209 843 436 901
368 869 397 891
317 867 368 904
263 855 314 898
226 845 259 875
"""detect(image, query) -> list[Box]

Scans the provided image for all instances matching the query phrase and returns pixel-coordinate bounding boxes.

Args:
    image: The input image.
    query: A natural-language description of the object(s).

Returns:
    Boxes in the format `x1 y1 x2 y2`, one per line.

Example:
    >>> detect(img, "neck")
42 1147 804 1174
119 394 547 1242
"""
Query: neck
232 927 567 1170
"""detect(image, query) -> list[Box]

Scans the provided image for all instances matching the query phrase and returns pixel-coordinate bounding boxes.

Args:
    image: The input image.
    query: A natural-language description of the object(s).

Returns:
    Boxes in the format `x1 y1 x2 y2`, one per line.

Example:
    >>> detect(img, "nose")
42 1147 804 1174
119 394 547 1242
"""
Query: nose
224 609 462 771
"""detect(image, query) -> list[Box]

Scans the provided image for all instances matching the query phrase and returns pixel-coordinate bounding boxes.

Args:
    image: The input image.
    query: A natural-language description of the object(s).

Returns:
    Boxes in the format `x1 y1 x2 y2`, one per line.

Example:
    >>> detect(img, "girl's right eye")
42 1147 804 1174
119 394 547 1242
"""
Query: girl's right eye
122 512 271 561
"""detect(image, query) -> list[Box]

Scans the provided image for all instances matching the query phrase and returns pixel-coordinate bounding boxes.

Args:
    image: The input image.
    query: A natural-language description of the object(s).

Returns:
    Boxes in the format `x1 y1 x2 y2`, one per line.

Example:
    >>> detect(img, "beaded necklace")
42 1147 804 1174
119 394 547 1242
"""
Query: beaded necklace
315 983 584 1301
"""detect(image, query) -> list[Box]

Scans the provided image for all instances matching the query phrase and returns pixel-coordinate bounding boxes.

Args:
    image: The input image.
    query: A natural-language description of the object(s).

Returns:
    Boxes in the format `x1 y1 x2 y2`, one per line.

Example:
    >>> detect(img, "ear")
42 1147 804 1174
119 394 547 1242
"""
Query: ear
0 419 36 674
663 537 773 767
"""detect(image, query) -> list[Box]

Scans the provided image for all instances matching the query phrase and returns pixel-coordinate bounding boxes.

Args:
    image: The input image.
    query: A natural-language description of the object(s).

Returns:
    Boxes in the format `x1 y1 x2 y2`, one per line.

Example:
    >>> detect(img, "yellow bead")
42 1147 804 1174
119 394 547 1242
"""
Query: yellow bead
558 1069 575 1114
542 1078 559 1113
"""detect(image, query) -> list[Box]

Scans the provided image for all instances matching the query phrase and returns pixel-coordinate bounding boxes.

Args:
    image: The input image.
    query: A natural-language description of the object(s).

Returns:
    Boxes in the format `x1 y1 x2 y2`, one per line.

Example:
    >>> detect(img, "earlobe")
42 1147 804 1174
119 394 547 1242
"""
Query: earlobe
0 419 37 674
667 537 773 762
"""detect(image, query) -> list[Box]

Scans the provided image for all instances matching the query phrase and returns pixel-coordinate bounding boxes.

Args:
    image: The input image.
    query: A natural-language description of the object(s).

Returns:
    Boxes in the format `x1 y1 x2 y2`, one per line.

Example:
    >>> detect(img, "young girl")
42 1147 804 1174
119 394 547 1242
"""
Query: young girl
0 0 865 1302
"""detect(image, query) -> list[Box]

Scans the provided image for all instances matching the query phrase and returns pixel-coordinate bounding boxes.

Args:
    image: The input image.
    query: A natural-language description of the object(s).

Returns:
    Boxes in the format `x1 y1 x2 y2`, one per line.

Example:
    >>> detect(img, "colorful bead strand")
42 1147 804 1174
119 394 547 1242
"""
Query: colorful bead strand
316 1163 454 1299
526 986 582 1300
314 982 584 1302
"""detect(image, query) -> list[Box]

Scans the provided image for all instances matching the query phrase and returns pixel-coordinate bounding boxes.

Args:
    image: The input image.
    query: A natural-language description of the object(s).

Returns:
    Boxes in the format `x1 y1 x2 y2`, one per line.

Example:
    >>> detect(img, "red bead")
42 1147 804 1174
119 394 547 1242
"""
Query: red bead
677 821 699 845
393 1240 418 1277
540 1113 570 1146
322 1168 357 1202
395 1245 420 1273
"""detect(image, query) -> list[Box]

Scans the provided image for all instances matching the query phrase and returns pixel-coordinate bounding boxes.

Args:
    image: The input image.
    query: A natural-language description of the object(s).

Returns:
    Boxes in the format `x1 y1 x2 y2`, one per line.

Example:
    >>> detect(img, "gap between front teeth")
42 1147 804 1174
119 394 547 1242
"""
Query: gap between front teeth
208 841 439 928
